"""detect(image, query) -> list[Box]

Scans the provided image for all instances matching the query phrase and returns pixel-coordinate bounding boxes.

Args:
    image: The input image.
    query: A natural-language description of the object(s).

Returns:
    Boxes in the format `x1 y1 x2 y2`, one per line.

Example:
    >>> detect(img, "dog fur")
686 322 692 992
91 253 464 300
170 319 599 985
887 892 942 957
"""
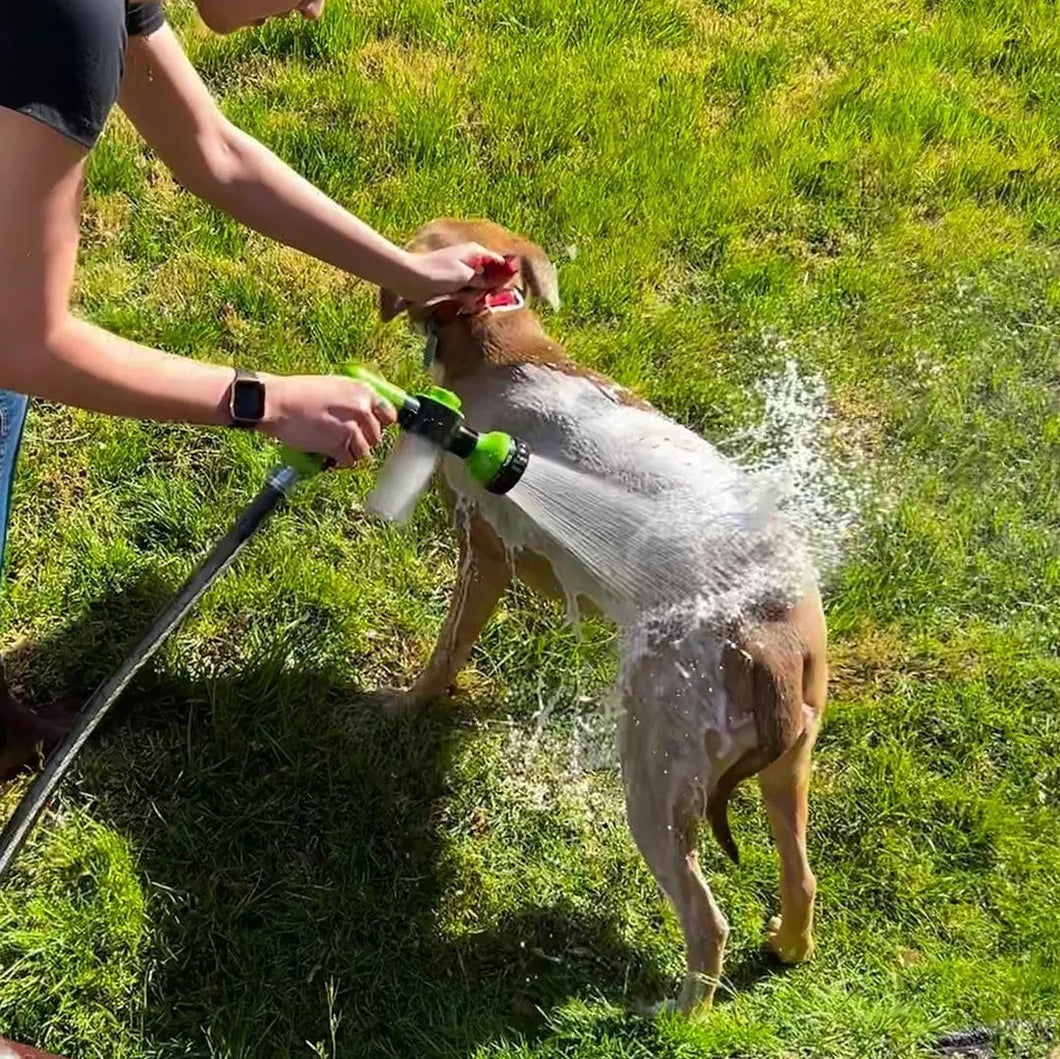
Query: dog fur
378 219 828 1014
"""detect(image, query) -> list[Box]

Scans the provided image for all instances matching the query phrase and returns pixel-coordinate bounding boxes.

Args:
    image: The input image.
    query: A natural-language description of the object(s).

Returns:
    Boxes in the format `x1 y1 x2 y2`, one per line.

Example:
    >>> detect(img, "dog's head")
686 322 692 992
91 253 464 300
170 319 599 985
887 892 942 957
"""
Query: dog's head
378 218 560 324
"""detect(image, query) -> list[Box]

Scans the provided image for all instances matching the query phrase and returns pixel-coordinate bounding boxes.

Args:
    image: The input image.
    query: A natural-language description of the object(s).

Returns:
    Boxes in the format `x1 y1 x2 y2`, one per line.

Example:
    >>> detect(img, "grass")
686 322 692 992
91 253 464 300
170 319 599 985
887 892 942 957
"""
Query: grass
2 0 1059 1054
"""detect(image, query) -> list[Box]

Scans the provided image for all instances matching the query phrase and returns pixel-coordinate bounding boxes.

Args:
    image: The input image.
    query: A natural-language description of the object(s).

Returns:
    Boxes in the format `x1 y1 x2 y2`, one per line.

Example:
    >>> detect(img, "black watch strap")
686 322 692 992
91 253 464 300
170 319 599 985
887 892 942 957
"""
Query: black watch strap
228 370 266 429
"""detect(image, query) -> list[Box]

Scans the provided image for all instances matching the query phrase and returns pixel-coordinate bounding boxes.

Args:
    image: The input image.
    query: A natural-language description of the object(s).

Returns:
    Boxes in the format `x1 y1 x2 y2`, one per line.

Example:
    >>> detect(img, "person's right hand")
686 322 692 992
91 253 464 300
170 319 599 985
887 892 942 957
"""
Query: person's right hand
258 374 397 468
393 243 507 306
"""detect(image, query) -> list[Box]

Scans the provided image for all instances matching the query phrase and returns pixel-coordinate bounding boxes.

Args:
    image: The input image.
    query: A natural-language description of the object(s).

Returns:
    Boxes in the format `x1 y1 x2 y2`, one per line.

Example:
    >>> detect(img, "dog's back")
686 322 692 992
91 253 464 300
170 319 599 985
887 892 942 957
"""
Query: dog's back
441 359 739 497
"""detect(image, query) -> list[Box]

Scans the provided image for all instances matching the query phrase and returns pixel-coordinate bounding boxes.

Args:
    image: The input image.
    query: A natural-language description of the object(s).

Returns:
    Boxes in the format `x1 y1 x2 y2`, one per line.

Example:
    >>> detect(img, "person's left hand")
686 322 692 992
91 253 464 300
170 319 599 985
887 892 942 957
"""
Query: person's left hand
394 243 507 305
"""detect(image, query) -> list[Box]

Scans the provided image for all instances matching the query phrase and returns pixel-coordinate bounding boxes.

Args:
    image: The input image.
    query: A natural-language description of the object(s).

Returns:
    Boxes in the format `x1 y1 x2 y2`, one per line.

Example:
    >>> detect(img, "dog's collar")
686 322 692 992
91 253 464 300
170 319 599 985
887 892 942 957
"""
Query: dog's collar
422 287 526 367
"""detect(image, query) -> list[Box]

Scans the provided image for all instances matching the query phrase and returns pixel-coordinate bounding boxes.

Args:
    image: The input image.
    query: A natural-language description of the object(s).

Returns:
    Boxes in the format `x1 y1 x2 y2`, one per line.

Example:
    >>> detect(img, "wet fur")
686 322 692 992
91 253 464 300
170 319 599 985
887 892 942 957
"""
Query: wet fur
379 219 829 1014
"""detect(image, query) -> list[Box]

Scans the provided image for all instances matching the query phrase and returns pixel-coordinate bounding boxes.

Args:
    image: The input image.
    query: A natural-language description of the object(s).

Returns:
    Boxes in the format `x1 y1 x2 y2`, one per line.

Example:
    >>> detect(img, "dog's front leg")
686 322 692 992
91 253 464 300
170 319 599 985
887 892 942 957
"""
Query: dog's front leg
386 514 512 715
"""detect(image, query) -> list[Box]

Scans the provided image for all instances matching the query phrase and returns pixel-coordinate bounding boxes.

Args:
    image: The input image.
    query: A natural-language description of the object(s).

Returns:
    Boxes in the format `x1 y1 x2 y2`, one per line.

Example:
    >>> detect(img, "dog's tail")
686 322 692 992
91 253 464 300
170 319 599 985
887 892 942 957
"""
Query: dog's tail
707 746 776 864
706 628 807 864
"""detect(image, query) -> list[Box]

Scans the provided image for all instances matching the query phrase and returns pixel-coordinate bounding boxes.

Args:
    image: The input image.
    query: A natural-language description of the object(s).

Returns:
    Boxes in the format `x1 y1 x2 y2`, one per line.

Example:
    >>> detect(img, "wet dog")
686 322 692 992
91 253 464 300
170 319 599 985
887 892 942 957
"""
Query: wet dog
378 219 828 1013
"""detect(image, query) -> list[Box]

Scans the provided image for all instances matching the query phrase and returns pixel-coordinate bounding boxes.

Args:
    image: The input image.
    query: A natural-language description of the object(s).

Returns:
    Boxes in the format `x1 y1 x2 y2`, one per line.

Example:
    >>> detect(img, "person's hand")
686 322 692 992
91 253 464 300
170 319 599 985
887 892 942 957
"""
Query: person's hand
257 374 397 468
394 243 507 305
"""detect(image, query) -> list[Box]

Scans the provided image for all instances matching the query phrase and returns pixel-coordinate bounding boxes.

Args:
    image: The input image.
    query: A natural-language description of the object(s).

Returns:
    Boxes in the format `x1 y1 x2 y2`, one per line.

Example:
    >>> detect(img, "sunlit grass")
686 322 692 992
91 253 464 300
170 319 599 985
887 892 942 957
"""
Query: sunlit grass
1 0 1058 1055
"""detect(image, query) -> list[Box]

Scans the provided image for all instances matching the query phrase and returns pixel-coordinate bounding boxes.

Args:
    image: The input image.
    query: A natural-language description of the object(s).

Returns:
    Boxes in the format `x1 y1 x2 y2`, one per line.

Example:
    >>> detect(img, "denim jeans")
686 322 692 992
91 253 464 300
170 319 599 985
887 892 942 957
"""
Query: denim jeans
0 389 29 581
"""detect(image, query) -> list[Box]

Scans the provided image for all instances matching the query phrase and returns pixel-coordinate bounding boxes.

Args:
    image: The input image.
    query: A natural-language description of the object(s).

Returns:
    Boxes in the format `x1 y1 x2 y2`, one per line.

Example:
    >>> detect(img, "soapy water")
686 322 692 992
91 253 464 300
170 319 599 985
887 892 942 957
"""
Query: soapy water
503 454 809 627
722 357 871 583
366 356 872 776
493 357 874 774
496 356 867 633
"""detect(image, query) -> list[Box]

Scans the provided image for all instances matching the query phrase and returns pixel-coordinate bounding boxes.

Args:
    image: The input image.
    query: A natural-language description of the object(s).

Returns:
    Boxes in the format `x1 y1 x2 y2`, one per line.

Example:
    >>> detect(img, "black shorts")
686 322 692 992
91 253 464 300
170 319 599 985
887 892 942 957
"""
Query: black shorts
0 0 165 149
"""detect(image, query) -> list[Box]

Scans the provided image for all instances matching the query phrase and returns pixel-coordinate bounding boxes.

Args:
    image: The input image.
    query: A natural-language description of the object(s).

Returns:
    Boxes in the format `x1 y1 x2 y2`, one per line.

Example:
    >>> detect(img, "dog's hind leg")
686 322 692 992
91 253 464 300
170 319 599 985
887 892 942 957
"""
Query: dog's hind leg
388 513 512 714
620 704 728 1015
757 591 827 963
757 725 818 964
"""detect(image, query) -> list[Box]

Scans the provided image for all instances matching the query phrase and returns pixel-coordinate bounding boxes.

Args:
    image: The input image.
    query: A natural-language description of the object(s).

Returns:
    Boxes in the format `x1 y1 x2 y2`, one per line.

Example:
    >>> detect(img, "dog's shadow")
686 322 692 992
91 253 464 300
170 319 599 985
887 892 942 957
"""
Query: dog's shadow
718 947 794 1002
5 579 683 1057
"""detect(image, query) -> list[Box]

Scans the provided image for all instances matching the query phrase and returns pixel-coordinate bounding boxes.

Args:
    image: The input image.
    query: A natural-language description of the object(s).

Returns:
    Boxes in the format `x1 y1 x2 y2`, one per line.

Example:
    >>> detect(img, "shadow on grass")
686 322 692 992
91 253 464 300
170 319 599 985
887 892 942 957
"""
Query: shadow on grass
716 948 794 1005
5 578 681 1058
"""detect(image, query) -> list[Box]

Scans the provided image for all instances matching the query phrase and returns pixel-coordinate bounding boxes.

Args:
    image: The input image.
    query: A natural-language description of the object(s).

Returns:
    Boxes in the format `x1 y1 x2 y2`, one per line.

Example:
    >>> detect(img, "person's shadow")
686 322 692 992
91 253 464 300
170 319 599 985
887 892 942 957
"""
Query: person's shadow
2 576 686 1058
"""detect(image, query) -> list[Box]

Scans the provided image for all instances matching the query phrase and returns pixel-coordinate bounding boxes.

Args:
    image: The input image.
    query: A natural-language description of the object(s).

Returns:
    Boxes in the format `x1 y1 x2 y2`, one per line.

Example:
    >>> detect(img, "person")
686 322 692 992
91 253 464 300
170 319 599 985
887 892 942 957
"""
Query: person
0 0 503 768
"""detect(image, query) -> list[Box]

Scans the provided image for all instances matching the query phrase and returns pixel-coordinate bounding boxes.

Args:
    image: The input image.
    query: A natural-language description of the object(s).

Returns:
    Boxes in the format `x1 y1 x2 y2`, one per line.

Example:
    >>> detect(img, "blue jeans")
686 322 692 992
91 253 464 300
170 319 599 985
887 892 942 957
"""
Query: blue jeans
0 390 28 582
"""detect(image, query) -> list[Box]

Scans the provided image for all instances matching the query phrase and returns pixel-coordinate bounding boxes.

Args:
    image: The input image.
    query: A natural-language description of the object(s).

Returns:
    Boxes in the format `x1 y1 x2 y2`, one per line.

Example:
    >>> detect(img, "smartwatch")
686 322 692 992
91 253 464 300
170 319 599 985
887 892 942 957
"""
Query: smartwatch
228 370 266 429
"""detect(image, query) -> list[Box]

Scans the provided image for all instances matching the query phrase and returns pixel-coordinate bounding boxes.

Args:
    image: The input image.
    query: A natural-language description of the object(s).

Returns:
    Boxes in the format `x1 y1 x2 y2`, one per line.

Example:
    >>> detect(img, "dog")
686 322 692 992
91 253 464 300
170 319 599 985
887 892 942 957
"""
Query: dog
377 219 828 1014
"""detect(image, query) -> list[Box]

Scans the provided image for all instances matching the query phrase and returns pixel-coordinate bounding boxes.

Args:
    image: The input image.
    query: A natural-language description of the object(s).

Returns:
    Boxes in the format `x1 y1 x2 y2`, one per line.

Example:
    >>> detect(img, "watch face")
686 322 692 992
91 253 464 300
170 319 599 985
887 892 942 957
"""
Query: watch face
232 378 266 423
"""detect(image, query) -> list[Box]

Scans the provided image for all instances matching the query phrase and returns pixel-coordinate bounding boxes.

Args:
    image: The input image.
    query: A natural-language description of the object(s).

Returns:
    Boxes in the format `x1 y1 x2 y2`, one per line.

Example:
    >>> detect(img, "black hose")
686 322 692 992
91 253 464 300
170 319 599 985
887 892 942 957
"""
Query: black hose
0 465 301 882
931 1018 1056 1056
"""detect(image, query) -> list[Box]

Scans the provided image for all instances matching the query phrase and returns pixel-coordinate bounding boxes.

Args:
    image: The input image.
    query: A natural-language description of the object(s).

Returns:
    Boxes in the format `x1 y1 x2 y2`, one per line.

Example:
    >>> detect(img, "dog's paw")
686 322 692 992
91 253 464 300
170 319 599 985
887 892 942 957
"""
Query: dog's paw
765 915 814 964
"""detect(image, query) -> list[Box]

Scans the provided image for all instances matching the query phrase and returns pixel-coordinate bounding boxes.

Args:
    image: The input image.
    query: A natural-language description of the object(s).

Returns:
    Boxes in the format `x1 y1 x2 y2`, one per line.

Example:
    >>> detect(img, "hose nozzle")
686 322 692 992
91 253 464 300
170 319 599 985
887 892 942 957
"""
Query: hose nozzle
344 364 529 495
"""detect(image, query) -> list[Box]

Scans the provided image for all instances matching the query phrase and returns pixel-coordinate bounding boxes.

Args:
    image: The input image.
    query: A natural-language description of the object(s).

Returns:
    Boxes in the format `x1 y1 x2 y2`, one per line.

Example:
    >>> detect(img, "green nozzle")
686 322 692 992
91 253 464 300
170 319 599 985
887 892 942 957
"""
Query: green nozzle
467 431 530 494
329 363 530 495
423 385 462 413
466 432 511 486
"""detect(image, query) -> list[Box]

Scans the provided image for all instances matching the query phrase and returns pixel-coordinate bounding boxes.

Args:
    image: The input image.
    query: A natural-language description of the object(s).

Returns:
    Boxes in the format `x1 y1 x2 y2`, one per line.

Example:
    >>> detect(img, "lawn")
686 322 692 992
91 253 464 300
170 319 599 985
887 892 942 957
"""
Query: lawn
1 0 1059 1055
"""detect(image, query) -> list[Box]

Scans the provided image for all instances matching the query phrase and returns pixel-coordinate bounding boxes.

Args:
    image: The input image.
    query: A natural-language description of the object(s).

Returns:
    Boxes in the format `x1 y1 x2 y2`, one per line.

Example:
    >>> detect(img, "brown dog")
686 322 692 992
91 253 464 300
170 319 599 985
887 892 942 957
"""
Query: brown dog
378 219 828 1014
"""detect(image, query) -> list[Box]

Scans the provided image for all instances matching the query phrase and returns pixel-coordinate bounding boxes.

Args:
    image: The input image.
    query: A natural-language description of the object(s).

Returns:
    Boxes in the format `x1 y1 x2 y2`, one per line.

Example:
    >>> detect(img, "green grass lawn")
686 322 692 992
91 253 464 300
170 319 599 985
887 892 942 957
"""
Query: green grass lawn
2 0 1059 1055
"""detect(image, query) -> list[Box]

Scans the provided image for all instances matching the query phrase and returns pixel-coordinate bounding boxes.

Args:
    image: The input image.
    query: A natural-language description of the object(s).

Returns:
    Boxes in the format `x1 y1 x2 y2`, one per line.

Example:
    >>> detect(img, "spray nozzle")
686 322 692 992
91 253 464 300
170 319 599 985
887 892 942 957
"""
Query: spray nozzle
343 364 529 495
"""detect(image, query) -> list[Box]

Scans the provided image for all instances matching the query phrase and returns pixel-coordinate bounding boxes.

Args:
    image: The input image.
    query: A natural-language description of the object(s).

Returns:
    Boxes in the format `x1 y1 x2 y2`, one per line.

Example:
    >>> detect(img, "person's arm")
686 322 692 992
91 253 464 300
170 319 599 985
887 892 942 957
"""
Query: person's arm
119 25 497 304
0 106 392 466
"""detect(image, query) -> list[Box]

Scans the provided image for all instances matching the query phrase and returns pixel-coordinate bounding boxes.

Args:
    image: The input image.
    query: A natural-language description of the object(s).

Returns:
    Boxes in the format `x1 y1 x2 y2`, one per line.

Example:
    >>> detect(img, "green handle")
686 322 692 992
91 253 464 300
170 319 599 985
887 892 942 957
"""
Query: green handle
341 362 409 410
274 364 414 479
279 447 328 477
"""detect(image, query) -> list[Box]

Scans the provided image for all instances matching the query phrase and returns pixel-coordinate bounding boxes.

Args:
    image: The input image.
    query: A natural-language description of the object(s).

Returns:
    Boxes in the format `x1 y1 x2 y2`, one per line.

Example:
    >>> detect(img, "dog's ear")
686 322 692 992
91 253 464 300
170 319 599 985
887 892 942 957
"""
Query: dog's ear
516 243 560 311
379 287 406 323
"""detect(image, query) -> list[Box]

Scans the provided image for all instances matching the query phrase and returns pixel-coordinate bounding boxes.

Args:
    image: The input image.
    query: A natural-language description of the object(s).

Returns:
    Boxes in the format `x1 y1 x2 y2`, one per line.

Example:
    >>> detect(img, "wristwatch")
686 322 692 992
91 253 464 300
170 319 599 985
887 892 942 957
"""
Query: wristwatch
227 369 266 429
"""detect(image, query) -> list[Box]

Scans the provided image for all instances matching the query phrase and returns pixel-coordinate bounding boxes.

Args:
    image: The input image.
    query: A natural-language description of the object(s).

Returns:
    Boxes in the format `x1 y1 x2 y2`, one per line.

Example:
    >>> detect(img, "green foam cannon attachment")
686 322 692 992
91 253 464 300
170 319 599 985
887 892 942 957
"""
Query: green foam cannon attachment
342 363 530 494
